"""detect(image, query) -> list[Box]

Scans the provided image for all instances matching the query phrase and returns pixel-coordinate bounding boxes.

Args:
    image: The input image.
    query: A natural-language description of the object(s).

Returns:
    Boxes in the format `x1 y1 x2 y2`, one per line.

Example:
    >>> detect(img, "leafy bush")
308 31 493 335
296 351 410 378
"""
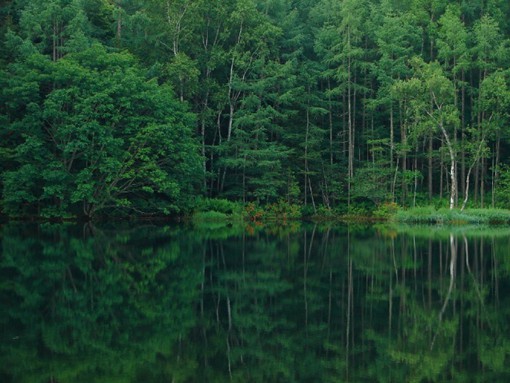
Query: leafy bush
373 202 400 219
314 205 336 218
245 202 264 221
192 211 229 222
192 198 244 222
344 203 371 218
300 205 316 218
495 165 510 208
246 200 302 221
193 197 243 214
265 200 302 220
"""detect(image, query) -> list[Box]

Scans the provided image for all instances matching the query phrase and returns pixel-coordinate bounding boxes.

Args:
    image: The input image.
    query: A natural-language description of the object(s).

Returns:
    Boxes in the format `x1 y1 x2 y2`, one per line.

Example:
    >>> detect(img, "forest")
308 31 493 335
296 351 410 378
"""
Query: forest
2 0 510 219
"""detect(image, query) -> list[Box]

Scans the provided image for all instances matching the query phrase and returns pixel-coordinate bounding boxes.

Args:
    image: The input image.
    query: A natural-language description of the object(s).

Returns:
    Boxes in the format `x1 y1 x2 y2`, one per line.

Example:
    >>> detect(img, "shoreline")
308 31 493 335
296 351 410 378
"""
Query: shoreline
4 206 510 226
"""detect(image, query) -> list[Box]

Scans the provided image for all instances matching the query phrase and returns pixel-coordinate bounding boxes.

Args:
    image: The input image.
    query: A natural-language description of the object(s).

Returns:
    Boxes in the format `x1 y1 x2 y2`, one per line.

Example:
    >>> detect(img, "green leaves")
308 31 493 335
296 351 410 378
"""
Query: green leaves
1 43 200 218
4 0 510 212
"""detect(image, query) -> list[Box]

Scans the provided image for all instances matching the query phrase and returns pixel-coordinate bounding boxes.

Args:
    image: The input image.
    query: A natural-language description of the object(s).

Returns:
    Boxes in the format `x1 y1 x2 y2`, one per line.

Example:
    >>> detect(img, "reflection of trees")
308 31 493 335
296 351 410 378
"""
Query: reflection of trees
1 223 510 382
0 223 202 382
358 228 510 382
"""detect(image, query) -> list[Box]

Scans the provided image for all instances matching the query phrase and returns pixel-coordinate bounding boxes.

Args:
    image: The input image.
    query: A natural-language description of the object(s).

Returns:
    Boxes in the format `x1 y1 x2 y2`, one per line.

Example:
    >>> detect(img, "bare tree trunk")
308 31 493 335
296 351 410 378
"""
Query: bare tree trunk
200 93 209 193
428 131 433 201
347 27 354 208
220 23 244 193
413 151 418 207
461 69 466 196
431 233 456 350
480 157 485 208
438 122 457 209
304 108 310 207
401 102 407 205
461 139 485 211
492 136 501 207
52 19 58 61
328 79 334 167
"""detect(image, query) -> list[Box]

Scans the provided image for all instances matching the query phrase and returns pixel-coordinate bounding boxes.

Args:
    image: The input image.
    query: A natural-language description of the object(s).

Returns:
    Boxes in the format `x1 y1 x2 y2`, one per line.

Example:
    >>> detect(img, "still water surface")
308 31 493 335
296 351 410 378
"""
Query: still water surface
1 222 510 382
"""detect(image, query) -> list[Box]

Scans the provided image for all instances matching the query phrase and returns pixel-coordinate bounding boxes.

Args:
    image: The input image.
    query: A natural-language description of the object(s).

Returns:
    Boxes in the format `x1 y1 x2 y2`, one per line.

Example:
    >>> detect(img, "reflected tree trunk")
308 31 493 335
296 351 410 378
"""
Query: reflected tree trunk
431 233 457 350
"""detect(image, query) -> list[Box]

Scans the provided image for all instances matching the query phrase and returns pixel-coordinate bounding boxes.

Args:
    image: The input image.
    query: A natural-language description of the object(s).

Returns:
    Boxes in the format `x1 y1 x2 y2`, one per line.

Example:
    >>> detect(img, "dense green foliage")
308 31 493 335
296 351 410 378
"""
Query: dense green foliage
2 0 510 218
2 222 510 381
2 44 200 218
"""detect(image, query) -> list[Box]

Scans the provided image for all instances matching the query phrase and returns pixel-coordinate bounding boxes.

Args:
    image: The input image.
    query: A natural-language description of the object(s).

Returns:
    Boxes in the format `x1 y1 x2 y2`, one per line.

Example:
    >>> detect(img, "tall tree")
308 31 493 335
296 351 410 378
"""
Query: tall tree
395 58 460 209
437 4 469 200
1 43 200 218
372 5 421 202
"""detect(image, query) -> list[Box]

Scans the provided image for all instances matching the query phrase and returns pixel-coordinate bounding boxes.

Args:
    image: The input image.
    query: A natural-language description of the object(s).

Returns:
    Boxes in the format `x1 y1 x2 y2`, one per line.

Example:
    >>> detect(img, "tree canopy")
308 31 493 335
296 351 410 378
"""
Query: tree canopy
2 0 510 218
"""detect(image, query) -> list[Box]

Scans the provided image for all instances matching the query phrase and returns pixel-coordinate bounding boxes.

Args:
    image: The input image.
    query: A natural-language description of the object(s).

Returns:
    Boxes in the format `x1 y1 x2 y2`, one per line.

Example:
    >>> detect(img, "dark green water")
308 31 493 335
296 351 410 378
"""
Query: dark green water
1 222 510 382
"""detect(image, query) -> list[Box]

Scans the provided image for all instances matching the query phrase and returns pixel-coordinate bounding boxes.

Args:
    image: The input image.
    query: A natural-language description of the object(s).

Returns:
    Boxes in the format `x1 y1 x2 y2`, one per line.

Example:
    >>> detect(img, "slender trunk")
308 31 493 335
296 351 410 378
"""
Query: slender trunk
431 233 456 350
390 103 395 199
347 28 354 208
453 62 458 206
347 83 353 207
392 157 400 203
438 122 456 209
440 151 444 200
221 23 244 192
201 93 209 193
461 167 473 212
328 81 334 167
227 56 236 142
413 150 418 207
476 68 484 207
461 69 466 196
480 156 485 208
428 131 433 201
309 175 317 214
491 154 495 208
52 19 57 61
462 139 485 211
492 135 500 207
304 107 310 207
342 93 347 159
474 162 479 205
401 102 407 205
242 155 246 203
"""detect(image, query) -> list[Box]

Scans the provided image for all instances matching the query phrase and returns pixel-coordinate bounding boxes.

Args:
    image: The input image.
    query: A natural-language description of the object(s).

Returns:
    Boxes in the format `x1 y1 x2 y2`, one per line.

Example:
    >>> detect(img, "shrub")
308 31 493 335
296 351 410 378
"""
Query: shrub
373 202 400 219
193 197 243 214
246 200 302 221
192 211 229 222
265 200 302 220
345 204 371 218
245 202 264 221
192 198 245 222
314 205 336 218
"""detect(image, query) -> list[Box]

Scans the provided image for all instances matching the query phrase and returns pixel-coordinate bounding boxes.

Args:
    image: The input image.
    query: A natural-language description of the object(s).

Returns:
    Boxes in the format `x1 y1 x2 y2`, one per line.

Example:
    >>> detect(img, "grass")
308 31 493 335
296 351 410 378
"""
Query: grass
190 198 510 227
191 198 245 224
391 206 510 225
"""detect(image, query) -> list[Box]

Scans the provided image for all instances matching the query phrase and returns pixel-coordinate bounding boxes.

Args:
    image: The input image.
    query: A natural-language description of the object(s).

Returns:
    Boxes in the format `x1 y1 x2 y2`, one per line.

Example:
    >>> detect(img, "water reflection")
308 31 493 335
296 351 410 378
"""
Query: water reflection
1 222 510 382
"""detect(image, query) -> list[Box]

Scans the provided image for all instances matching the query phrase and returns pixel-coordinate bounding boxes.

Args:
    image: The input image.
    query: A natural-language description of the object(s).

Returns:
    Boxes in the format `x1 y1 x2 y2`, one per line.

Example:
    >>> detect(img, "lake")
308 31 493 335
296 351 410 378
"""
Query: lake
1 221 510 382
